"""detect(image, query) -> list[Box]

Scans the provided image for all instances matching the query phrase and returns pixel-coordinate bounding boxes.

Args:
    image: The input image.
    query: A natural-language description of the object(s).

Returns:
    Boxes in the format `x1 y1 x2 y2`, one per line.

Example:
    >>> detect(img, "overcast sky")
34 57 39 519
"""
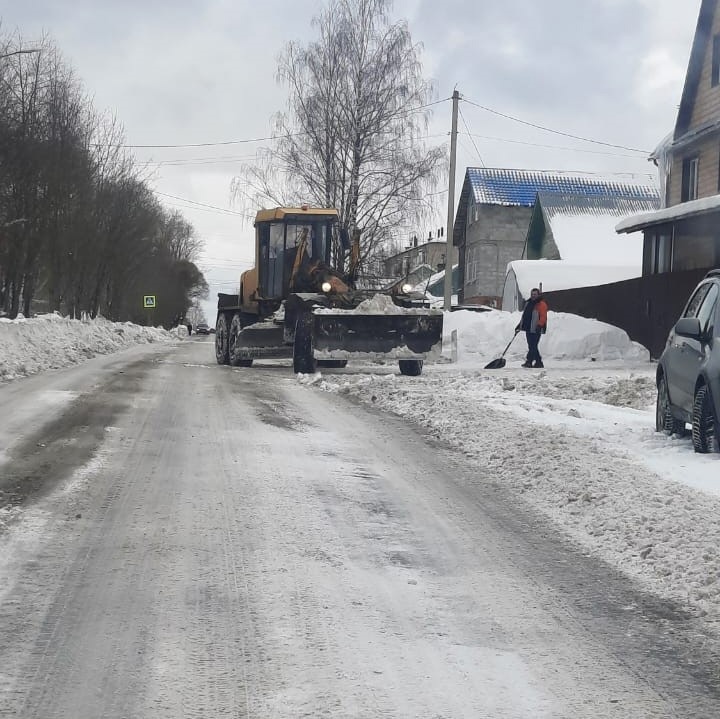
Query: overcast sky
1 0 701 322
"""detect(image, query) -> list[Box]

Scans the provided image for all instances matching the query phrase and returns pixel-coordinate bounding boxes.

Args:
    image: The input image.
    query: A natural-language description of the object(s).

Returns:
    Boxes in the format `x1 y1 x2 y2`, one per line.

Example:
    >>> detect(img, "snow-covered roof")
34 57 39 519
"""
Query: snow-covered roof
467 168 659 208
536 193 660 270
507 260 641 298
536 192 657 266
411 264 460 297
548 213 644 264
616 194 720 233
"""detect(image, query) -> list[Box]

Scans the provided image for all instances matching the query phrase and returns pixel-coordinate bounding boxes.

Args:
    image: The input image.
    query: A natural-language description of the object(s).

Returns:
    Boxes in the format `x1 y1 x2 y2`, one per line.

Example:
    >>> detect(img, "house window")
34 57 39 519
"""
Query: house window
713 35 720 86
681 157 699 202
650 231 673 274
465 246 480 284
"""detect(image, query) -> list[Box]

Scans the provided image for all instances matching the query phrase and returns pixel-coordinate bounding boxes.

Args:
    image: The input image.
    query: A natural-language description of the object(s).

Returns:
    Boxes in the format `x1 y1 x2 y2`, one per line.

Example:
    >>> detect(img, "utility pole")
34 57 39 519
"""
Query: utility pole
444 89 460 311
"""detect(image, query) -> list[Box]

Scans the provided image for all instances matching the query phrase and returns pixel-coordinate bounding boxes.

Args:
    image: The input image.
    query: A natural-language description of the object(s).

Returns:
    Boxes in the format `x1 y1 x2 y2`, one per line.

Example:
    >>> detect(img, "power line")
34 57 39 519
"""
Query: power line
160 200 248 217
154 191 250 217
461 97 651 154
92 99 451 150
458 107 485 168
458 132 648 158
93 133 302 150
136 153 264 167
134 134 450 167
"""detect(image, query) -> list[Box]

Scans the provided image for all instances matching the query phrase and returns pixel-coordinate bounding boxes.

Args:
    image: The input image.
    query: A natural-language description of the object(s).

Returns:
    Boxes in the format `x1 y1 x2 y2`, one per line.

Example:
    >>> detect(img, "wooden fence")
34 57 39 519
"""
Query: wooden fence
543 267 714 359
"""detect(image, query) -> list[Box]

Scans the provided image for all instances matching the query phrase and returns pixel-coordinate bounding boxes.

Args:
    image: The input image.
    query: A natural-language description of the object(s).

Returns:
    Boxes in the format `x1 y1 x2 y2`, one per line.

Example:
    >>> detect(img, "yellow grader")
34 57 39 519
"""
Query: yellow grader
215 207 443 375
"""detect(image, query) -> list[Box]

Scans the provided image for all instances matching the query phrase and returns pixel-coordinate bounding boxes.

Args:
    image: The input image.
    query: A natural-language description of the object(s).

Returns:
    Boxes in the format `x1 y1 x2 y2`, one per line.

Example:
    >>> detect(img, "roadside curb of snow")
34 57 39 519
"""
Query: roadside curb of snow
301 370 720 632
0 314 175 383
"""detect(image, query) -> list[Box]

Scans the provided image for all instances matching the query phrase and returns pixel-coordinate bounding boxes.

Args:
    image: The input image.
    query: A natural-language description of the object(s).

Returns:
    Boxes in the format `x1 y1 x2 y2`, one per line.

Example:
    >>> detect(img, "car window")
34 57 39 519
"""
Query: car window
696 283 719 336
683 283 711 318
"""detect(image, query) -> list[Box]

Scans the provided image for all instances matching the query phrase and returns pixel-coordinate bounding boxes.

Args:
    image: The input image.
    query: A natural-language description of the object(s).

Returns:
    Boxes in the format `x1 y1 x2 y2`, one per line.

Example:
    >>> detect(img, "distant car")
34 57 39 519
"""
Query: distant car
656 269 720 453
195 323 210 335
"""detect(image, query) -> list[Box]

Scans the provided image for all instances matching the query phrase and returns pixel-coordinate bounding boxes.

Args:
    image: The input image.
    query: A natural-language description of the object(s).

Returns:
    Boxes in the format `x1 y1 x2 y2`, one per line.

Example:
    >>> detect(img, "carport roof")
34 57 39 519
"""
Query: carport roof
616 194 720 233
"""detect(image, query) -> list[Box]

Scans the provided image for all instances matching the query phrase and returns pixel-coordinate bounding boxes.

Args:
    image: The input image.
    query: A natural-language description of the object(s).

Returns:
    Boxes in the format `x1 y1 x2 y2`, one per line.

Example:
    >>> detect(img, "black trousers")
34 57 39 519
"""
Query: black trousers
525 331 542 364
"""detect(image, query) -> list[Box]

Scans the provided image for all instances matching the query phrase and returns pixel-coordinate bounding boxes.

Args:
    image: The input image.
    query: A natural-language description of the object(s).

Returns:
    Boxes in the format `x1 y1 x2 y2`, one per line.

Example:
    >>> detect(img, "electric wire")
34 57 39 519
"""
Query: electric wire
458 106 486 167
461 96 651 154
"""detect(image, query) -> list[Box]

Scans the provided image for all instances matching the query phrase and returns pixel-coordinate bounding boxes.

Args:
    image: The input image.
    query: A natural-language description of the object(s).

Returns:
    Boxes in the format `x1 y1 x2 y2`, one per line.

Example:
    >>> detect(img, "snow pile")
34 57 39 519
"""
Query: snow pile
0 314 173 382
315 293 442 315
445 309 650 364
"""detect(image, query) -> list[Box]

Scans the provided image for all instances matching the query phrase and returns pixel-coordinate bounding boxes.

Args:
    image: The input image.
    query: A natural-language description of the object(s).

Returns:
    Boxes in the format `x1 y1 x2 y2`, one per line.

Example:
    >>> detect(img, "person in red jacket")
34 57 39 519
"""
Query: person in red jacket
515 288 548 368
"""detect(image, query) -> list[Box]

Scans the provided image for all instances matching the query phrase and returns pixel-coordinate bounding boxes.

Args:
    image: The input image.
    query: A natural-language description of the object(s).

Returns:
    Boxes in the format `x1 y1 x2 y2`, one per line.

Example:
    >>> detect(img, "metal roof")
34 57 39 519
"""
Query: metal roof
468 168 660 208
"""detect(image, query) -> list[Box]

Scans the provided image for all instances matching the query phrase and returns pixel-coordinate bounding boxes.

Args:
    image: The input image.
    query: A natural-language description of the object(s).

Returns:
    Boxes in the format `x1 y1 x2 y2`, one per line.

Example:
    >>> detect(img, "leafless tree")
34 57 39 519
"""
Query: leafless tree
233 0 446 275
0 29 208 326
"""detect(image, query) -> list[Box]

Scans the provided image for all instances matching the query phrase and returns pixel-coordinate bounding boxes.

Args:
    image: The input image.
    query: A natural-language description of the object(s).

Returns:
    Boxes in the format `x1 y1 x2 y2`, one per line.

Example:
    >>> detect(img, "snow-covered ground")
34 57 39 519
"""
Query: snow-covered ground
0 313 175 383
300 309 720 629
3 307 720 633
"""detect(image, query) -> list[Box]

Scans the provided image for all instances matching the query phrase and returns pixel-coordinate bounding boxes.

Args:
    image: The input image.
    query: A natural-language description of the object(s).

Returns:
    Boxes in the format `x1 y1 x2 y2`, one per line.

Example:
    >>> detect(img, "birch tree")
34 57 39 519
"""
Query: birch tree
234 0 445 277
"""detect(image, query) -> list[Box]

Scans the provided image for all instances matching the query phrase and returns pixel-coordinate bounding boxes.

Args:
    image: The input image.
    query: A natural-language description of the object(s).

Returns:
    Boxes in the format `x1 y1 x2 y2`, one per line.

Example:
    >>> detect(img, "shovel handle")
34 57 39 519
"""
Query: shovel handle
500 332 518 358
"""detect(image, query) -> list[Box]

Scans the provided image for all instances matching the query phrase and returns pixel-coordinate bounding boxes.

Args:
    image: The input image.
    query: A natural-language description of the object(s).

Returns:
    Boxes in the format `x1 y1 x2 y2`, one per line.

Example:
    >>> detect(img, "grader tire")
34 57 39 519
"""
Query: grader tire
215 313 230 365
399 359 423 376
293 314 317 374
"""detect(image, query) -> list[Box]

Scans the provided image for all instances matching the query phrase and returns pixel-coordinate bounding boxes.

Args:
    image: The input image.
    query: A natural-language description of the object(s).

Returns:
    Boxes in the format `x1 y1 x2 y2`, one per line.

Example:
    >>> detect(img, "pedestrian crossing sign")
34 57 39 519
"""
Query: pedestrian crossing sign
143 295 156 309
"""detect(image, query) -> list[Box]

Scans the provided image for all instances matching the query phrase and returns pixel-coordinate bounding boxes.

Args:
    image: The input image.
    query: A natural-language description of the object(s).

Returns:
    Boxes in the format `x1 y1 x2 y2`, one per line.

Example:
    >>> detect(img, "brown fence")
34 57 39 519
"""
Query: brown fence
543 267 715 359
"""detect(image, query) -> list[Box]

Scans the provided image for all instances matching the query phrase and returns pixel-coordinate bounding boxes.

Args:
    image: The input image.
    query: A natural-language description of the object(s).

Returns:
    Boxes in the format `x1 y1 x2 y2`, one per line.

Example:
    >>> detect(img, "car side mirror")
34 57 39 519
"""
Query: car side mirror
674 317 703 340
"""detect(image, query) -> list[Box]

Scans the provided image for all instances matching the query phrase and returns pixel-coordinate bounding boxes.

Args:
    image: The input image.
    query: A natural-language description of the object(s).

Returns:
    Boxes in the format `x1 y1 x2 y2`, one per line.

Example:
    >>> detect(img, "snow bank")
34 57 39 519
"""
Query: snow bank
0 314 173 382
444 309 649 365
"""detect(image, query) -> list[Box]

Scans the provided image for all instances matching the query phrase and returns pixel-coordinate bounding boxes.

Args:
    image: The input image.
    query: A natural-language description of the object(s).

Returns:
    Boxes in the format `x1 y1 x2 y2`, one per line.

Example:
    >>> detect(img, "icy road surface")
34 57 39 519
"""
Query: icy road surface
1 339 719 718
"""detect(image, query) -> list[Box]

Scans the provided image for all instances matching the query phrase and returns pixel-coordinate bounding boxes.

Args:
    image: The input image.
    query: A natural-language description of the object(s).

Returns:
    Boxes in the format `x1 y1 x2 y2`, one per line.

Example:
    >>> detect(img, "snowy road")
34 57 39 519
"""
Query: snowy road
1 340 720 717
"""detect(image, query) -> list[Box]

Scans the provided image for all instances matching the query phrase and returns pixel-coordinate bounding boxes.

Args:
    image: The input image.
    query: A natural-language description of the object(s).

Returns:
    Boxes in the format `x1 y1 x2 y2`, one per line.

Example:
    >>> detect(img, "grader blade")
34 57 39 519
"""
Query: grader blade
311 312 443 360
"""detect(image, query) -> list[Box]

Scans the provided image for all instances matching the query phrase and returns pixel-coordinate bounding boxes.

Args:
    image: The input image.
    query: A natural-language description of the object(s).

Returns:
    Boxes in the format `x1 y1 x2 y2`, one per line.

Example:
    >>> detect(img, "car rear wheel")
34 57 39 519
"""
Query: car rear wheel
656 375 686 436
692 384 719 454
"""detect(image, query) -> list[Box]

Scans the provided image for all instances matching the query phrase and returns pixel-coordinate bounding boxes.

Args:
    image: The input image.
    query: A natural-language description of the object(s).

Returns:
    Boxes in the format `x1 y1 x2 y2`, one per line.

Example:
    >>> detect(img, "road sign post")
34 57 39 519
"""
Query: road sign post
143 295 156 327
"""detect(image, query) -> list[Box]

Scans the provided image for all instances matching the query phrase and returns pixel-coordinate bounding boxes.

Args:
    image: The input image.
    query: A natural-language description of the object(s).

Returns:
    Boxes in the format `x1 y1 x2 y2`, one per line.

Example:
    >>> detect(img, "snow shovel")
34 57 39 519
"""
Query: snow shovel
484 332 519 370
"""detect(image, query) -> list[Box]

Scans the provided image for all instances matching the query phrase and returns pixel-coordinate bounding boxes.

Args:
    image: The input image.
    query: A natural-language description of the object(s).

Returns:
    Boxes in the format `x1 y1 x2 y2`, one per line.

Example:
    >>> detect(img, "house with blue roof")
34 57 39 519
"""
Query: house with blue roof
452 167 660 306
